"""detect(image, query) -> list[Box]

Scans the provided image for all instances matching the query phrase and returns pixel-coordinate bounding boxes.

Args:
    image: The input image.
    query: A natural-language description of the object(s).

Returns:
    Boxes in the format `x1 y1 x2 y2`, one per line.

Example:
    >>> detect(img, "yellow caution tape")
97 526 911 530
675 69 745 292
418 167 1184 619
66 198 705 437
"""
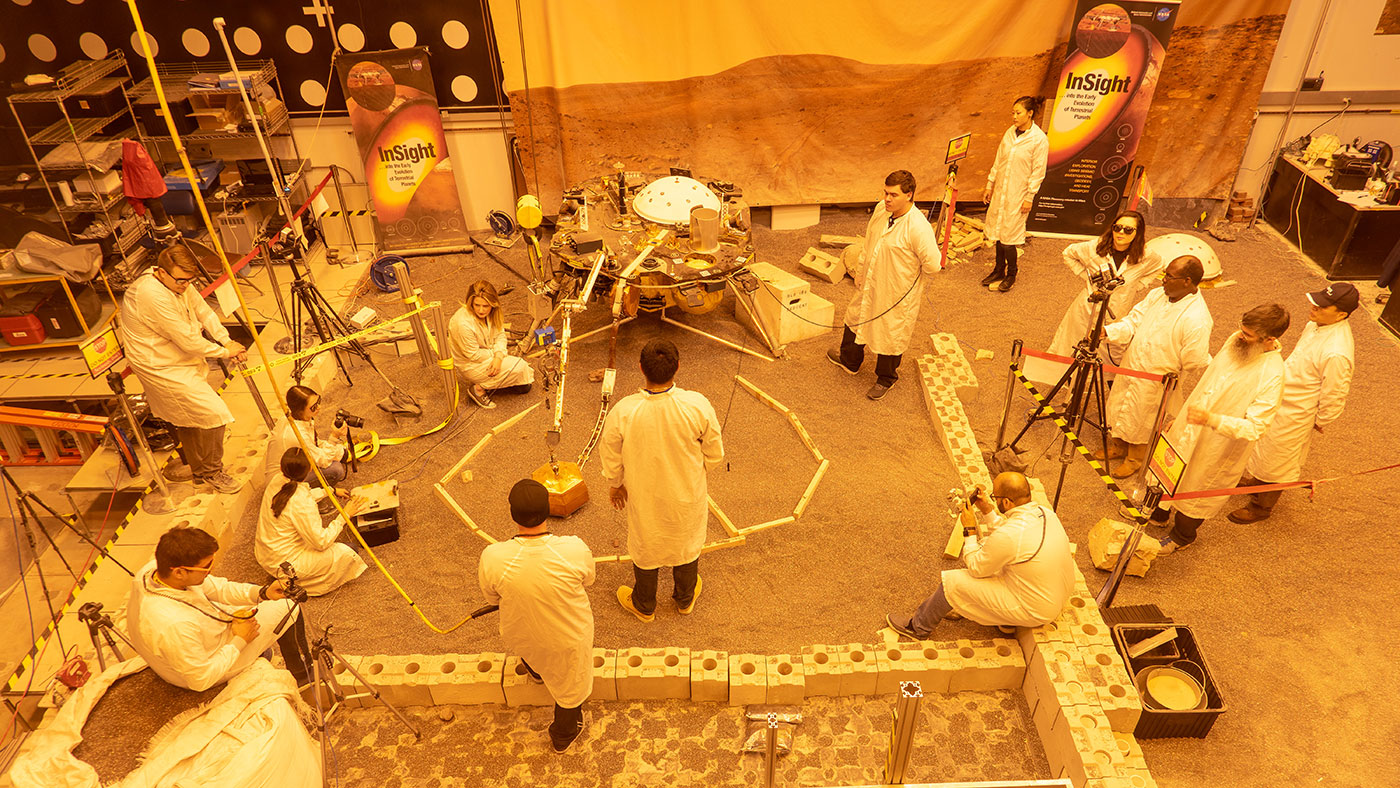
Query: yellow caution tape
239 301 441 377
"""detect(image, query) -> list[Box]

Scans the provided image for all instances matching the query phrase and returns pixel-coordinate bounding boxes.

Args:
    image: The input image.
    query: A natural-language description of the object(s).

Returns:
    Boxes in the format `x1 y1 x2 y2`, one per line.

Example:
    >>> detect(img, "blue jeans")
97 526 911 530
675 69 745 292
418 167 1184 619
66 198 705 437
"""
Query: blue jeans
906 585 954 638
320 460 347 486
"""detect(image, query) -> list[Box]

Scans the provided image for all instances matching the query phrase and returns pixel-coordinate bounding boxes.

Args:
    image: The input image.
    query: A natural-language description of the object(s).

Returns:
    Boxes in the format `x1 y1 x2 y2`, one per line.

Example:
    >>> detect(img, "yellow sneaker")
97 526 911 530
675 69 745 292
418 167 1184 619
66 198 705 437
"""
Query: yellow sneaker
616 586 654 623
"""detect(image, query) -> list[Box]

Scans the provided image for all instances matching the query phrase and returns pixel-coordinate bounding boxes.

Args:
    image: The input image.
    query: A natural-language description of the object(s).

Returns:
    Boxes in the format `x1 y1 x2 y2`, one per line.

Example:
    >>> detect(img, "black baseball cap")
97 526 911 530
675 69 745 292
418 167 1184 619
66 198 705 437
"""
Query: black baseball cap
1306 283 1359 314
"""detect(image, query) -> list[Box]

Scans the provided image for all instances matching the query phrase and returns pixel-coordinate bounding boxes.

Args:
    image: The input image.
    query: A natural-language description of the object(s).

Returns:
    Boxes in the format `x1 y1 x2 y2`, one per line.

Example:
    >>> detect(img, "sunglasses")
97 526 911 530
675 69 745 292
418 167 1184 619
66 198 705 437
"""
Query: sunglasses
1112 225 1137 234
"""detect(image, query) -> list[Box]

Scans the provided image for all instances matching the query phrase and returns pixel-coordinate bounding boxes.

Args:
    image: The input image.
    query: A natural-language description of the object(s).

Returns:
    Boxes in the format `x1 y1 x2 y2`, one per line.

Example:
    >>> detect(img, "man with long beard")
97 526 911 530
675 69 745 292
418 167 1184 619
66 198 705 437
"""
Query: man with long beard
1148 304 1289 554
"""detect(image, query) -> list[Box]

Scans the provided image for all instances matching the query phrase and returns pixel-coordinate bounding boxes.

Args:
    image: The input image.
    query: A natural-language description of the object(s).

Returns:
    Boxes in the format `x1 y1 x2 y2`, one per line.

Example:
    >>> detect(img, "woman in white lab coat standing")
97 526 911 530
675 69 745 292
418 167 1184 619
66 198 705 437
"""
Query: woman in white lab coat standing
255 448 368 596
982 96 1049 293
448 280 535 409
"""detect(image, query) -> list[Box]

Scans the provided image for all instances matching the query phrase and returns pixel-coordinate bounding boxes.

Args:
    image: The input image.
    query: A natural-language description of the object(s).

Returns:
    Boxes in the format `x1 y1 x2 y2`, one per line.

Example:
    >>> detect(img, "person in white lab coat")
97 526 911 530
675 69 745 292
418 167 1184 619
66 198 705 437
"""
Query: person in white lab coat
449 279 534 409
265 385 349 501
600 340 724 621
256 448 369 596
1151 304 1290 554
827 170 943 400
127 526 306 692
1098 256 1213 479
981 96 1049 293
886 473 1074 637
1231 284 1357 523
121 245 247 493
479 479 596 753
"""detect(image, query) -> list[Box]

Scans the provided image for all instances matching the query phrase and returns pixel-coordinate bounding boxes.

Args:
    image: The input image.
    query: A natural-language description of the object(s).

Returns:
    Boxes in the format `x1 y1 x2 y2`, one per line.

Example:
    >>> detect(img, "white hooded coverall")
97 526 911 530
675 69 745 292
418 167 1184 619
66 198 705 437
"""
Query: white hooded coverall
120 270 234 429
844 202 942 356
599 387 724 570
1103 289 1213 444
1163 340 1285 520
479 534 596 708
984 123 1049 246
256 476 367 596
1246 319 1354 483
942 502 1075 627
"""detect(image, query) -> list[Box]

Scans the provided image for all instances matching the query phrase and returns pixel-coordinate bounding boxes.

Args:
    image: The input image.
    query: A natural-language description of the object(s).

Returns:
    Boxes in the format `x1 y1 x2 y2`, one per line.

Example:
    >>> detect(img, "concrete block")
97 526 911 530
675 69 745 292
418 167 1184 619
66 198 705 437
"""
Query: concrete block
428 653 506 706
765 654 804 704
690 649 729 703
359 655 434 707
1094 679 1142 734
875 641 953 695
616 647 689 700
503 656 556 706
840 643 879 696
949 638 1025 692
800 644 845 697
591 648 617 702
1072 620 1114 649
1049 707 1123 786
728 653 767 706
798 247 845 284
171 493 229 546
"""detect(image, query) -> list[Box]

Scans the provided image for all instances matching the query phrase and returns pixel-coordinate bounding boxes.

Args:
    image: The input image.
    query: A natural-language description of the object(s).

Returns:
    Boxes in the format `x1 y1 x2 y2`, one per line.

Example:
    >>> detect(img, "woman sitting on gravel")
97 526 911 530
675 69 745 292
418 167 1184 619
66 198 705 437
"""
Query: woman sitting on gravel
448 279 534 409
255 447 368 596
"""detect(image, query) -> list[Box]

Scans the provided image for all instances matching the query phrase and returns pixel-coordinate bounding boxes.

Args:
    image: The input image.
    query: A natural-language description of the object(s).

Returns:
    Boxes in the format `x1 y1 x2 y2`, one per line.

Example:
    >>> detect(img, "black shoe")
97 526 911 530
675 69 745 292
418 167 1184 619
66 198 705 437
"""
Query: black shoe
551 713 587 754
980 271 1005 287
826 348 858 375
995 275 1016 292
885 614 919 639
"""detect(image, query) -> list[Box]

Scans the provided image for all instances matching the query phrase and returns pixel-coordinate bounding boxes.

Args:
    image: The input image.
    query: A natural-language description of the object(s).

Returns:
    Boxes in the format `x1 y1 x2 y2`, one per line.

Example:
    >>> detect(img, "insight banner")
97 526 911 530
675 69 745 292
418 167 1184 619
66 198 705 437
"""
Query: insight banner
337 48 470 253
1028 1 1178 236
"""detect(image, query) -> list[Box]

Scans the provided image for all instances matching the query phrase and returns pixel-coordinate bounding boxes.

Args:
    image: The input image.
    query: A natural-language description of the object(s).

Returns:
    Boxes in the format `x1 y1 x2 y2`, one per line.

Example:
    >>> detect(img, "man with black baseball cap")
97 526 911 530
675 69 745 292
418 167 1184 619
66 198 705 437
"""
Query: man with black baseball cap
478 479 596 753
1232 283 1356 523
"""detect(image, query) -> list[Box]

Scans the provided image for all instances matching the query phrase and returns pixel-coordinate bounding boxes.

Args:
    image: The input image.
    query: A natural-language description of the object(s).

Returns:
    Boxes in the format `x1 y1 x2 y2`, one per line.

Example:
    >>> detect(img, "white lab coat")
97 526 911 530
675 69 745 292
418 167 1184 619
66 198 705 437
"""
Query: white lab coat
599 387 724 569
127 560 298 692
265 417 344 481
1246 319 1354 483
1163 339 1285 520
255 476 367 596
1103 289 1213 444
120 270 234 429
844 203 942 356
984 123 1049 246
1047 242 1165 358
479 534 596 708
448 306 535 389
942 502 1075 627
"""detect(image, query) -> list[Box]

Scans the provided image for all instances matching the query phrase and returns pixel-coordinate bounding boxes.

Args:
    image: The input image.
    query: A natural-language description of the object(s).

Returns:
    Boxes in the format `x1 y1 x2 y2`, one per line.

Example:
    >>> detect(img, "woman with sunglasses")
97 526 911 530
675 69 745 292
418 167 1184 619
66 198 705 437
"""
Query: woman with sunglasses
982 95 1049 293
1043 210 1162 366
264 385 349 512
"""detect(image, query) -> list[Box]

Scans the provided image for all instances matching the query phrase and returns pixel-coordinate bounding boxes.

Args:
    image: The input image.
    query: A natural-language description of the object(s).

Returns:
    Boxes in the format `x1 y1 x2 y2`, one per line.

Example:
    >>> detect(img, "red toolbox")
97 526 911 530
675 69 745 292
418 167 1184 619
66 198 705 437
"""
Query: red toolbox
0 314 46 346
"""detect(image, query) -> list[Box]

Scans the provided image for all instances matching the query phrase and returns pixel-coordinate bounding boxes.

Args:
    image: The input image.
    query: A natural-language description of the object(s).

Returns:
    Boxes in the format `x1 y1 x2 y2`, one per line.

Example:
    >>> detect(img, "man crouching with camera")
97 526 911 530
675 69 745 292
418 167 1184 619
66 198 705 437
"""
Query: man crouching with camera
127 526 308 691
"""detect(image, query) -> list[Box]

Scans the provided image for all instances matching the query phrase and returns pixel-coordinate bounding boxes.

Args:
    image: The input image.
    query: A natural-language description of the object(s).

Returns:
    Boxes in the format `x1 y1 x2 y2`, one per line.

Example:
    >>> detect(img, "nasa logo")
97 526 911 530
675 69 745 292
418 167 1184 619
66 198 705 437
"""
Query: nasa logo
411 59 424 71
1156 7 1172 21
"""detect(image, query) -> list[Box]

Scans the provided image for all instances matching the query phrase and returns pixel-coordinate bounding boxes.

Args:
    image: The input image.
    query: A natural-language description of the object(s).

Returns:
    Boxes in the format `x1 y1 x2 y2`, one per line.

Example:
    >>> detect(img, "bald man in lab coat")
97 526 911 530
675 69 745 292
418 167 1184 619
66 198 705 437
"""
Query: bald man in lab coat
601 339 724 622
479 479 595 754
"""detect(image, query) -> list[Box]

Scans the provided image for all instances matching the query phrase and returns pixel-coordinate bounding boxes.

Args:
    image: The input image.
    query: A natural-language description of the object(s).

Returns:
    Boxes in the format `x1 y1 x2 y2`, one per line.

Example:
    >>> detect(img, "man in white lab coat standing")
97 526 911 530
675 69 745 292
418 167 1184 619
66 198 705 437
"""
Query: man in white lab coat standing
121 245 246 493
600 339 724 622
828 170 943 400
127 526 303 692
886 472 1074 638
478 479 595 753
1152 304 1290 554
1230 284 1356 523
1099 256 1213 479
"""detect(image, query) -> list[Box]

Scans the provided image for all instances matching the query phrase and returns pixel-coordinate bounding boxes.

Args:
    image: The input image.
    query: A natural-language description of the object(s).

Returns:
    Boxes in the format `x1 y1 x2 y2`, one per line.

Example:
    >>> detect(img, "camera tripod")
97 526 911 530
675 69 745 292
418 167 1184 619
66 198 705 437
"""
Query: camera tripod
997 282 1119 508
78 601 137 672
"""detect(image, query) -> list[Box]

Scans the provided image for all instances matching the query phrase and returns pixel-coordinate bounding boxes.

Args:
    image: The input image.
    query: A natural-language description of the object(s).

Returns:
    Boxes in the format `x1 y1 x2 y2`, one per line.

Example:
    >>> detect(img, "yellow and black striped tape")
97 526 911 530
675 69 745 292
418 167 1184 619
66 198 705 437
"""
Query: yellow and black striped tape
5 479 156 691
1013 367 1148 522
322 209 372 217
0 371 90 380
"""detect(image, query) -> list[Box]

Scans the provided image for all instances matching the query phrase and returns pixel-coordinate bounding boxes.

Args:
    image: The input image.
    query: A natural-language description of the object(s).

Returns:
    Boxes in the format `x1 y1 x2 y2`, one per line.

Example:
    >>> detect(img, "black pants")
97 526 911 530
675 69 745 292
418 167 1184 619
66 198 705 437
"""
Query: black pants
1152 506 1207 545
838 325 902 386
993 242 1019 278
520 660 585 747
276 611 311 685
632 557 699 615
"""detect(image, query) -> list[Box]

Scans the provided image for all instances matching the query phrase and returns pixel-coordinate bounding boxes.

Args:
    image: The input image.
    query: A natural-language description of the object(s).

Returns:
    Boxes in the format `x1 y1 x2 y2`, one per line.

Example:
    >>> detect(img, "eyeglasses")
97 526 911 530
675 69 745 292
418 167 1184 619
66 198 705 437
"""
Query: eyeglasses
1162 273 1191 282
174 563 213 574
1111 225 1137 234
163 270 198 284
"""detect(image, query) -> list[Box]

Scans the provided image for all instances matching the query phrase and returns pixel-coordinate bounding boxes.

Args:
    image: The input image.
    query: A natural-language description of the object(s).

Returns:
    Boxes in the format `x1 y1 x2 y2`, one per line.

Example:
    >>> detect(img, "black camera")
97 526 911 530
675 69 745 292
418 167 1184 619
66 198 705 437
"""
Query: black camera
333 409 364 429
1087 270 1125 303
278 561 310 604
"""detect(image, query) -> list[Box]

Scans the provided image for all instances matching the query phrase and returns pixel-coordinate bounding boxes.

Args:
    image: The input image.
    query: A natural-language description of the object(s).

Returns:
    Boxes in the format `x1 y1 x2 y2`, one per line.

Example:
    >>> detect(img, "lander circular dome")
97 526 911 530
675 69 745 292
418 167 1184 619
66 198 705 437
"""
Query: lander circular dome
632 176 722 226
1145 233 1221 280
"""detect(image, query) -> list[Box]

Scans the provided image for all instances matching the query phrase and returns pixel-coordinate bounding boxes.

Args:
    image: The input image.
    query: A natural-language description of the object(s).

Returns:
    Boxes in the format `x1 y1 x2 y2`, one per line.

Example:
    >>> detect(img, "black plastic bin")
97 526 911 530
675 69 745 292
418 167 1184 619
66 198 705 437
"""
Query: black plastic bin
1111 623 1226 739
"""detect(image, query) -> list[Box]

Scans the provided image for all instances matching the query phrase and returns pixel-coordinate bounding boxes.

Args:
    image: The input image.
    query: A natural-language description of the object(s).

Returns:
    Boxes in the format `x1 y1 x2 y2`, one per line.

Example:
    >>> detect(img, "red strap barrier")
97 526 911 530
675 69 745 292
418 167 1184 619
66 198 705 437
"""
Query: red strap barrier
288 171 335 222
1159 461 1400 502
1020 347 1164 382
197 171 335 299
